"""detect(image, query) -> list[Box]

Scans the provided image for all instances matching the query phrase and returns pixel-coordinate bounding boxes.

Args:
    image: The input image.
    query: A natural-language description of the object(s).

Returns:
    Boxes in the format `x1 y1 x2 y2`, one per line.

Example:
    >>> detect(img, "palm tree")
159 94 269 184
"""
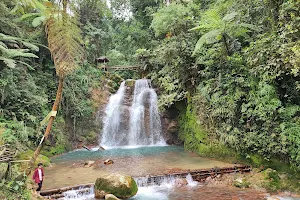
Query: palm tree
19 0 84 175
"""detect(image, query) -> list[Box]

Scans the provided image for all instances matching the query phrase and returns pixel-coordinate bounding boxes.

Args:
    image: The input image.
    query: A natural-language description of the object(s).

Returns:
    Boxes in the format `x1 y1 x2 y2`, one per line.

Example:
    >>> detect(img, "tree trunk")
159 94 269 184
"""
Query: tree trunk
26 77 64 176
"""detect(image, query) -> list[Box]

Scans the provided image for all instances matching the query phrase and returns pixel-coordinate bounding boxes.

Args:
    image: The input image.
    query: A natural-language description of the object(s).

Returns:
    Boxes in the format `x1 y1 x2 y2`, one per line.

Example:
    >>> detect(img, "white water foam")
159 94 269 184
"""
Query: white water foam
60 175 200 200
61 187 94 200
132 176 177 200
186 173 198 187
99 144 167 150
135 175 176 188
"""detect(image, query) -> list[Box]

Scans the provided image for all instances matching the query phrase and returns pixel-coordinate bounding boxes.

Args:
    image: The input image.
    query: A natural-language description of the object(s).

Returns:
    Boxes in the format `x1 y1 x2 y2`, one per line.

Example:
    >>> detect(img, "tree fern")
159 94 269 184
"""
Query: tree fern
19 0 84 77
0 33 38 68
191 3 260 55
192 29 222 56
45 12 84 77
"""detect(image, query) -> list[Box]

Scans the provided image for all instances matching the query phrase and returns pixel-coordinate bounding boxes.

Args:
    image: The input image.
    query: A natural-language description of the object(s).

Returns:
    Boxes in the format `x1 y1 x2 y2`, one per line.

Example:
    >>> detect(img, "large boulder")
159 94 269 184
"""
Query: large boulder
94 173 138 199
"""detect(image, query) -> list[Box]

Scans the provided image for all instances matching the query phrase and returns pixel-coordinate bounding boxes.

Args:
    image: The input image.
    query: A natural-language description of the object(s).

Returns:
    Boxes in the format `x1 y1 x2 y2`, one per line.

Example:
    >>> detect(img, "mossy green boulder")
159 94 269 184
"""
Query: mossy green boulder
125 79 135 87
94 173 138 199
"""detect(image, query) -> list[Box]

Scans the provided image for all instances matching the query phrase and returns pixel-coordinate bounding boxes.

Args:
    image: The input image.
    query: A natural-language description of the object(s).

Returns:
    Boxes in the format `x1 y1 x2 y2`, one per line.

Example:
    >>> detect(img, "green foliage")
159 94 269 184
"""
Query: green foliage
0 178 31 200
177 98 209 152
0 67 48 127
0 33 39 69
18 150 50 167
0 0 300 198
0 118 36 148
151 3 191 36
262 169 281 192
140 0 300 171
192 1 260 55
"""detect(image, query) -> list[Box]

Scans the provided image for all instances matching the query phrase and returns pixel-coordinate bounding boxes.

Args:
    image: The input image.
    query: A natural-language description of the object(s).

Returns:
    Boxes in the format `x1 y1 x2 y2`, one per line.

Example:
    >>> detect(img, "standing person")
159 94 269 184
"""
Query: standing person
32 163 44 194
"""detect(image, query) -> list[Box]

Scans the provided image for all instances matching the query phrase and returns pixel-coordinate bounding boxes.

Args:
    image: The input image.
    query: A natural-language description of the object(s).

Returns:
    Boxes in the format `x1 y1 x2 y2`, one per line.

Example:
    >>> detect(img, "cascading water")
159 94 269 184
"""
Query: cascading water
100 81 126 146
100 79 165 147
186 174 198 187
128 79 164 145
62 187 94 200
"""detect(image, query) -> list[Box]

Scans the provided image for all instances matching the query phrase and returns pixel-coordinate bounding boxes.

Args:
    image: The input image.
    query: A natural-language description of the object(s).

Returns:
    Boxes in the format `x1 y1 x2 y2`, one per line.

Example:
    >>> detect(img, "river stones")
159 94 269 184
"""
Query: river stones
104 159 114 165
84 160 95 167
94 173 138 199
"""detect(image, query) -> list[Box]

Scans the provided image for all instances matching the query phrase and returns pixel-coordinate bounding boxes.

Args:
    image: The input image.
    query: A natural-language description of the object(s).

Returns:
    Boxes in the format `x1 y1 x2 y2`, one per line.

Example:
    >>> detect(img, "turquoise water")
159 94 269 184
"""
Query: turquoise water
47 146 300 200
45 146 233 190
52 145 184 163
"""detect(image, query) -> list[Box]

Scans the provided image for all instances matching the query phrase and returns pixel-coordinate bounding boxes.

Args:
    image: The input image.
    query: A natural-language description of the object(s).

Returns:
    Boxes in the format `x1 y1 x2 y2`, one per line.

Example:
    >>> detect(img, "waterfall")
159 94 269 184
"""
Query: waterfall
100 79 165 147
100 81 126 146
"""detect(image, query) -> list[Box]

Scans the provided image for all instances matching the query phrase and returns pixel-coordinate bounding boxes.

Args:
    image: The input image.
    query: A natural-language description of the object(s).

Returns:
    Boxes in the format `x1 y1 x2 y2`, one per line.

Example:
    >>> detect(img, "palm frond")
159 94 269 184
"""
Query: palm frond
45 12 84 77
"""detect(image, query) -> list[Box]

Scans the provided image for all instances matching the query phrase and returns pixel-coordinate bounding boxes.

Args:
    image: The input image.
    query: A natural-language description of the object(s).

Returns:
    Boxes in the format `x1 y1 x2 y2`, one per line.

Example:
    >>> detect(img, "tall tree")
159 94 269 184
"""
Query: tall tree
19 0 84 175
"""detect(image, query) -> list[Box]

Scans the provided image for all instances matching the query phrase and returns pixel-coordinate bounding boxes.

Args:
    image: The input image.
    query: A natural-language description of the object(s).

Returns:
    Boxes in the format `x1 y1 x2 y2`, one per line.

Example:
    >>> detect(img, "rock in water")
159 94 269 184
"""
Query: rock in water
84 160 95 167
98 146 105 151
95 190 106 199
104 159 114 165
94 173 138 199
105 194 120 200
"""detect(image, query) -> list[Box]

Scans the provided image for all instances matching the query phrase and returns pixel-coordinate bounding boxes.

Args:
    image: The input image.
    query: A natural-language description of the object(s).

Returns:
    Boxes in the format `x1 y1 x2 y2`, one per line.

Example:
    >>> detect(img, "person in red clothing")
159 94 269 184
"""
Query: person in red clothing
32 163 44 194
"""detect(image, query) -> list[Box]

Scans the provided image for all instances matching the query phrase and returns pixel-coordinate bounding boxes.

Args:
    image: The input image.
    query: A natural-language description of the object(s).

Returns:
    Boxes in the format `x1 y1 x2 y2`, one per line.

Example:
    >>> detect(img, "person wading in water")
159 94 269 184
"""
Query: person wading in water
32 163 44 194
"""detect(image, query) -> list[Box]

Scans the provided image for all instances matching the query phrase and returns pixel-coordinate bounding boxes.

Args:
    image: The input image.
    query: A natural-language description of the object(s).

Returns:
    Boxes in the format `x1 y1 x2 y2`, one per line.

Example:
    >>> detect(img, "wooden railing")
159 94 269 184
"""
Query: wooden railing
0 144 16 163
0 144 30 179
98 66 139 71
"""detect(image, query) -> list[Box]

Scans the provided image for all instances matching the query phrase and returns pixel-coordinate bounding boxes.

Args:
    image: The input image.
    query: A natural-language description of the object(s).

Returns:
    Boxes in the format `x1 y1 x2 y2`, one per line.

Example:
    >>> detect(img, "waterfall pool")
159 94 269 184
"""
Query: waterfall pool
43 146 300 200
44 146 234 190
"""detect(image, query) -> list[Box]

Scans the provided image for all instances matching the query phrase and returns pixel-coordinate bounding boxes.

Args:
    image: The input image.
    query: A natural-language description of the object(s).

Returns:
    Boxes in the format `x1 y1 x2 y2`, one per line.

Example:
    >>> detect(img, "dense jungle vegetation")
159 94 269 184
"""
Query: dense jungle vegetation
0 0 299 199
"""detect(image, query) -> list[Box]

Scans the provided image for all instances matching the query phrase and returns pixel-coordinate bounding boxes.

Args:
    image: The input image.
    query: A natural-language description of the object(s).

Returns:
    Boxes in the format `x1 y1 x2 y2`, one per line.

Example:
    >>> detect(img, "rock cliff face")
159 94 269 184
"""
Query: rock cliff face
97 79 182 146
161 104 182 145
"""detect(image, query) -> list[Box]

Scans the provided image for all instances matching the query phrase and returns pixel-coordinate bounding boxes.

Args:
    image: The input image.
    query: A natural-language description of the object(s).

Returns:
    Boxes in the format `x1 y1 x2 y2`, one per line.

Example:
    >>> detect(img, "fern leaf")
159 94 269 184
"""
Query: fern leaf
0 56 16 68
32 15 46 27
20 12 40 20
223 11 238 21
0 33 18 43
193 29 222 56
0 33 39 51
0 41 7 48
2 48 38 59
21 41 39 51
